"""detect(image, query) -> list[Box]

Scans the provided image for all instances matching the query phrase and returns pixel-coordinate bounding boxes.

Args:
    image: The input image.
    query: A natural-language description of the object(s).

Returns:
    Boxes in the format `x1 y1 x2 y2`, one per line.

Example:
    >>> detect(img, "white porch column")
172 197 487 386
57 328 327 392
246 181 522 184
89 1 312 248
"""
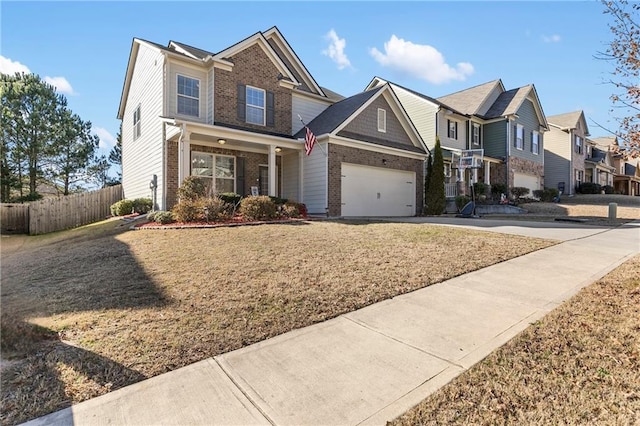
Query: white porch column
472 168 478 184
268 145 277 196
178 127 191 185
484 161 490 185
298 149 304 203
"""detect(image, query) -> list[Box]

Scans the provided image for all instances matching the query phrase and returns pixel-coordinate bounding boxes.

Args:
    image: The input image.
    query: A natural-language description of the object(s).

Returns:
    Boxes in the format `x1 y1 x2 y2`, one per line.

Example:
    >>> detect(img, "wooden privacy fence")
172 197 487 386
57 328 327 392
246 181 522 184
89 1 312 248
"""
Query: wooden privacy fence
0 185 123 235
0 204 30 234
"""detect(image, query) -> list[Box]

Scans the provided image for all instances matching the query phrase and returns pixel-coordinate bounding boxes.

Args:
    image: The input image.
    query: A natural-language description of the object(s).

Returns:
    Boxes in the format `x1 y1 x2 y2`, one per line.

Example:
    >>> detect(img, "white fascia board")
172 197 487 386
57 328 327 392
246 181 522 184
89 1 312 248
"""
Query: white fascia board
330 135 428 160
117 41 140 119
364 76 387 91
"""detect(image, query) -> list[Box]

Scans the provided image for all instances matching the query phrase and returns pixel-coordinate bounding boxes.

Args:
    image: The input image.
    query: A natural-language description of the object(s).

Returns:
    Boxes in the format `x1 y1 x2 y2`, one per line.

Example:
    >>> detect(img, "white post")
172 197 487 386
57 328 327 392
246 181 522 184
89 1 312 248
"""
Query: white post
268 145 277 196
298 149 304 203
484 161 490 185
178 126 191 185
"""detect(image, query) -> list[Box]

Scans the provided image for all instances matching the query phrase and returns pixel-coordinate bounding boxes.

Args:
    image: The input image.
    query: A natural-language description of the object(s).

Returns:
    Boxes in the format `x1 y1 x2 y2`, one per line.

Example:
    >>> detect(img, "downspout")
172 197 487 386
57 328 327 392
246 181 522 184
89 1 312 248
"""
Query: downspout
506 117 511 190
162 121 167 210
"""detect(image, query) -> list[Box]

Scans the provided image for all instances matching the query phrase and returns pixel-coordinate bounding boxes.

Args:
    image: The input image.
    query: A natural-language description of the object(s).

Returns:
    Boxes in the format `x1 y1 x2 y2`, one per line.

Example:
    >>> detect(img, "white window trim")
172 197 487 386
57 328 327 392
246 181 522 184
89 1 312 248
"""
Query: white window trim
575 135 583 154
190 151 236 194
377 108 387 133
448 119 458 140
133 105 141 140
246 85 266 126
516 124 524 150
532 130 540 155
472 123 480 146
176 74 200 117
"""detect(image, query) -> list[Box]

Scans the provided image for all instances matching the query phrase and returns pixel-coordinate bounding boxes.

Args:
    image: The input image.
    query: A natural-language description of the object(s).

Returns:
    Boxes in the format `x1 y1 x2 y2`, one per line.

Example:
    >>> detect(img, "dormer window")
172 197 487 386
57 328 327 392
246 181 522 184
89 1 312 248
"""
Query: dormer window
177 75 200 117
377 108 386 133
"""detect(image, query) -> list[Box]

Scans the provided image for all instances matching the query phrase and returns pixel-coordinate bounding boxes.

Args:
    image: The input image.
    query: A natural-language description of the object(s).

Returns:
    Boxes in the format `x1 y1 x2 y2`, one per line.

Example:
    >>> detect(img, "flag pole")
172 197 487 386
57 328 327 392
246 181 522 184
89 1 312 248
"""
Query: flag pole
298 114 327 157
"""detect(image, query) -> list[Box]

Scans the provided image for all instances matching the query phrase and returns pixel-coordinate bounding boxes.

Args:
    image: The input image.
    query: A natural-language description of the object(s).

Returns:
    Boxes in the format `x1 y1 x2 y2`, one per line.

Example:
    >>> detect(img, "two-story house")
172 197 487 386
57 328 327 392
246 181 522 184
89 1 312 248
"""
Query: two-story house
117 27 427 217
595 136 640 196
585 137 615 188
544 111 591 195
436 79 548 197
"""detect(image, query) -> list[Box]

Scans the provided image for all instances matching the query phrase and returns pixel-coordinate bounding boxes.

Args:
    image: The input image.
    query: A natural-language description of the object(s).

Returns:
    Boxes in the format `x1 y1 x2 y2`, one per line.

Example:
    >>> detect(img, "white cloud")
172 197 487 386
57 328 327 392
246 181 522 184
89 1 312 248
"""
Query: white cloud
542 34 561 43
93 127 116 150
322 29 352 70
369 35 474 85
0 55 31 75
0 55 75 95
44 76 75 96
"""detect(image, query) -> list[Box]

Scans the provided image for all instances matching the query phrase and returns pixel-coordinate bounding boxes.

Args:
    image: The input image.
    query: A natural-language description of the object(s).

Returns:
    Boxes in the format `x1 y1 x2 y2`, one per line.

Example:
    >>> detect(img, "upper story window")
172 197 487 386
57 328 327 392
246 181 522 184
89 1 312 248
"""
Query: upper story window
377 108 386 133
177 75 200 117
447 119 458 140
133 105 141 140
472 123 481 146
532 131 540 155
575 135 583 154
515 124 524 150
246 86 265 125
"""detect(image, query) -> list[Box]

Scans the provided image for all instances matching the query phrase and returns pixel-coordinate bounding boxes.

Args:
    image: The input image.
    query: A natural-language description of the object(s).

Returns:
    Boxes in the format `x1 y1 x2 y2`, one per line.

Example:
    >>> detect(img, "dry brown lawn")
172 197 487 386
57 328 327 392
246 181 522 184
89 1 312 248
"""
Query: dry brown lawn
392 254 640 425
0 218 554 425
519 194 639 225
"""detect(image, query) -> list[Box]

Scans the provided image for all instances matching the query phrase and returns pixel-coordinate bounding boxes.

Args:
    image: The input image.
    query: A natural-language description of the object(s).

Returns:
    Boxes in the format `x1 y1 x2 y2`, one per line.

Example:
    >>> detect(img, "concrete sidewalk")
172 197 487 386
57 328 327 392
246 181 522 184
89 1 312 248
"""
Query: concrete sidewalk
25 220 640 426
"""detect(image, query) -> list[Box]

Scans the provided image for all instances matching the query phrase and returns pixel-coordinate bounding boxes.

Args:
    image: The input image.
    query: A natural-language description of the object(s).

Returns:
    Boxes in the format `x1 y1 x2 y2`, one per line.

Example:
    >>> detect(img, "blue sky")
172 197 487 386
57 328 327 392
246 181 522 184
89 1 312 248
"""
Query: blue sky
1 1 620 168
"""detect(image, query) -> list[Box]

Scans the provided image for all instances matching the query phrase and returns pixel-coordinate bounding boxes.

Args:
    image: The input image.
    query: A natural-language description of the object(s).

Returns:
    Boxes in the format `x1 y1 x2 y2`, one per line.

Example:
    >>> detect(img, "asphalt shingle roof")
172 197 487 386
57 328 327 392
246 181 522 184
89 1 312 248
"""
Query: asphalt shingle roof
436 80 502 115
547 110 583 129
483 86 532 118
169 41 215 60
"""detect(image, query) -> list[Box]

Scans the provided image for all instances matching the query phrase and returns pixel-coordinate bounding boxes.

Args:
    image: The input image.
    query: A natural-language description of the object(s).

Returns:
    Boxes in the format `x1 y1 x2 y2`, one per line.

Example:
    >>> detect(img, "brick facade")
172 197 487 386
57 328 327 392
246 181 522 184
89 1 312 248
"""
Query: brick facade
327 144 424 217
214 44 292 135
166 142 280 209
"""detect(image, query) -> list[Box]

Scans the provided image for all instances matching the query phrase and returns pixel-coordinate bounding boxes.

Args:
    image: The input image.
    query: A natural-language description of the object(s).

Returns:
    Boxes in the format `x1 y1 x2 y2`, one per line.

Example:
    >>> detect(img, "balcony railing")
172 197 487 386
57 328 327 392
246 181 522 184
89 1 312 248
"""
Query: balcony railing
445 183 457 198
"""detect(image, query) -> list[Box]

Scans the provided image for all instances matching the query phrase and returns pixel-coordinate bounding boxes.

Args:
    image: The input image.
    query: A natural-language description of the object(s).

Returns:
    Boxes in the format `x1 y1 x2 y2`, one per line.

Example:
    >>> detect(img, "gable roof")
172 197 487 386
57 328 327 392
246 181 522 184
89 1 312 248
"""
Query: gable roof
484 86 530 118
436 79 505 115
366 76 467 117
547 110 589 135
168 40 215 60
294 84 427 154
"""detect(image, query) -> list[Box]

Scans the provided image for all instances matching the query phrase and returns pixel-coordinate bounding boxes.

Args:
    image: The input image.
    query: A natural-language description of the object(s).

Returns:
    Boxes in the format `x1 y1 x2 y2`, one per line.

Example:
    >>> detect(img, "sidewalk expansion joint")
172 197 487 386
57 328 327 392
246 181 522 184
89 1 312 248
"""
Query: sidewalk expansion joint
342 315 465 370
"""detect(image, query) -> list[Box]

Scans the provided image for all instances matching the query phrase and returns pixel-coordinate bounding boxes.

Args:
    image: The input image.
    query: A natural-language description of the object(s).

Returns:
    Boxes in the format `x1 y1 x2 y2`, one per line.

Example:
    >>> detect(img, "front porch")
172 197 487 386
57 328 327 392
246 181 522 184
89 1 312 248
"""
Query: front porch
164 120 305 209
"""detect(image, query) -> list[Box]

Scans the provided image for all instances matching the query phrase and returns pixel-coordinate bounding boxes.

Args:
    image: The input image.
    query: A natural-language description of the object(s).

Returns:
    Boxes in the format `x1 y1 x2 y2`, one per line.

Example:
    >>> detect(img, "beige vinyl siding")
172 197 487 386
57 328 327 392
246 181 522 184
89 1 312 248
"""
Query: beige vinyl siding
167 61 207 124
392 86 438 150
302 141 328 214
543 126 572 193
207 67 214 125
122 43 165 208
292 92 331 135
438 112 467 151
281 152 300 202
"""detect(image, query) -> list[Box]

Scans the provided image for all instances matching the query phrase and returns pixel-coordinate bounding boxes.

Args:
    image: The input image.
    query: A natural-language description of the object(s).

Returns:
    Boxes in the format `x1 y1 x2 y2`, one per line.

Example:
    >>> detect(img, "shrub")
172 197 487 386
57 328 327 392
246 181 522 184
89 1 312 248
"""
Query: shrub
533 187 560 202
473 182 489 197
132 198 153 214
218 192 242 206
172 199 204 222
281 202 301 218
110 199 134 216
202 196 232 222
455 195 470 212
491 183 508 199
577 182 601 194
510 186 530 200
154 211 175 224
269 196 288 206
146 211 158 222
177 176 207 201
603 185 614 194
239 195 277 221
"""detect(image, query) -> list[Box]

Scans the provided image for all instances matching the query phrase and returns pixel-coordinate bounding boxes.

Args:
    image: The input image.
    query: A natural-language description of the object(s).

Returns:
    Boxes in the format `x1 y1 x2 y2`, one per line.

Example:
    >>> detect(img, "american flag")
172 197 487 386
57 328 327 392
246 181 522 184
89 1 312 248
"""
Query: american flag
304 126 317 156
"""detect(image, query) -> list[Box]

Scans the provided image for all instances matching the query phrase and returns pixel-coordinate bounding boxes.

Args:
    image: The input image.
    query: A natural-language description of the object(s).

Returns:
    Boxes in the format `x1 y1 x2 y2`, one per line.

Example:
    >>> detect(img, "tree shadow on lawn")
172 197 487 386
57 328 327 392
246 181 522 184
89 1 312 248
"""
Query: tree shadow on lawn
0 222 166 424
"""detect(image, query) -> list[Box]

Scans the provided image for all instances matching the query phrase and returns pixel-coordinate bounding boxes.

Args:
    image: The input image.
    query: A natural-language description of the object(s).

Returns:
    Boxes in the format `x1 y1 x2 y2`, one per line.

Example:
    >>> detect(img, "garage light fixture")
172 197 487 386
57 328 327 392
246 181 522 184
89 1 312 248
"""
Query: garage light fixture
218 139 226 145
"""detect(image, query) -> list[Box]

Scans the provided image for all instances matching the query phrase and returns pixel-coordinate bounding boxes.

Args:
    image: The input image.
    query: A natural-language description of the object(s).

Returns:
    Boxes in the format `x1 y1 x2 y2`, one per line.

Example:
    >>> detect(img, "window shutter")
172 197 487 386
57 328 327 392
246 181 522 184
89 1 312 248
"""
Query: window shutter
455 122 458 140
237 84 246 121
266 91 275 127
530 131 533 152
235 156 245 196
514 125 517 147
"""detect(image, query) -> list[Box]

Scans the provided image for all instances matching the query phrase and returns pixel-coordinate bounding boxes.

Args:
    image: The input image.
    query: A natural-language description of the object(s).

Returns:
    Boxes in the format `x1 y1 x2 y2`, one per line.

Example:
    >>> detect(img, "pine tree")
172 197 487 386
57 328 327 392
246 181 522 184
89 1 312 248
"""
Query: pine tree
425 137 446 215
424 152 432 213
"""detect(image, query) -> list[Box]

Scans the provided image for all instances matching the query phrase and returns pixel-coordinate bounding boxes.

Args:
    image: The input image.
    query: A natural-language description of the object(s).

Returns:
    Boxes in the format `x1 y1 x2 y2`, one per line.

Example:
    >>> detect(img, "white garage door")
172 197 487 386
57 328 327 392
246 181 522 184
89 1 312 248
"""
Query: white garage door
341 163 415 217
513 172 539 196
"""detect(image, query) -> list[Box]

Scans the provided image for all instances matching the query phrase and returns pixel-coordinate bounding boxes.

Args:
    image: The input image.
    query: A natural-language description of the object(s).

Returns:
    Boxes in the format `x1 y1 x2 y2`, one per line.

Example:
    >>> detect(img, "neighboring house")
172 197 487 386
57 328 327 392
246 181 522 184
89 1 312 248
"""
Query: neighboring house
436 79 548 197
117 27 427 217
595 136 640 196
544 111 591 195
365 77 480 198
585 137 615 187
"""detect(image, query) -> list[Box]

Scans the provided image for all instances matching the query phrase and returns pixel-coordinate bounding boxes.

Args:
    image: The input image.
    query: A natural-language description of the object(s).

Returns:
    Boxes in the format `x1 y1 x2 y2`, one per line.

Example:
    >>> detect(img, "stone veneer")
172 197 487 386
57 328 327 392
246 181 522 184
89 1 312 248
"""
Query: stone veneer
327 144 424 217
509 156 544 189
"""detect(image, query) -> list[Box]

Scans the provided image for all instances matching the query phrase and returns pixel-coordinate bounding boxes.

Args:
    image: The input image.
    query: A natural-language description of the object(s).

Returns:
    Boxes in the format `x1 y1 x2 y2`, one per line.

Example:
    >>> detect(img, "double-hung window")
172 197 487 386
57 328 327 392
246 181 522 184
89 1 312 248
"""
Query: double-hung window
377 108 386 133
532 131 540 154
515 124 524 150
246 86 265 125
191 152 235 194
575 135 583 154
472 123 480 146
447 119 458 140
133 105 141 140
177 75 200 117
